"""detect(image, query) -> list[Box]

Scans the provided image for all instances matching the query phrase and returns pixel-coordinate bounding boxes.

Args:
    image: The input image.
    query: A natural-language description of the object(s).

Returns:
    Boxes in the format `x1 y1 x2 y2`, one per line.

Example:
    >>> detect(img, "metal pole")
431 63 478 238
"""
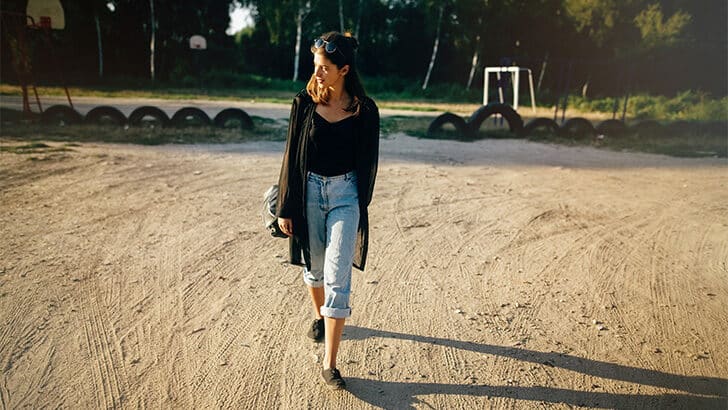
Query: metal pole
483 68 489 105
513 68 520 111
496 72 504 104
527 69 536 113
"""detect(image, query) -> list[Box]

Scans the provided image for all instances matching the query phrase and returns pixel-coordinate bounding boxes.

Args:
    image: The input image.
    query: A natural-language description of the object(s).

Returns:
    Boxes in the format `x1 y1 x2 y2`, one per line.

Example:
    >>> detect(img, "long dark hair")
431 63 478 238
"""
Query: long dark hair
306 31 367 115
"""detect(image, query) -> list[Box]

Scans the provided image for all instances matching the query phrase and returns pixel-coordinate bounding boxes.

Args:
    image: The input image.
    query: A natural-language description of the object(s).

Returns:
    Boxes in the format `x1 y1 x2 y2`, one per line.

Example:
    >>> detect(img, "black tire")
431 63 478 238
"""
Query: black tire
85 106 127 126
128 106 170 128
630 120 664 137
524 117 560 137
171 107 211 127
426 112 473 140
41 105 83 126
559 117 596 138
595 119 627 137
214 108 254 130
468 103 524 137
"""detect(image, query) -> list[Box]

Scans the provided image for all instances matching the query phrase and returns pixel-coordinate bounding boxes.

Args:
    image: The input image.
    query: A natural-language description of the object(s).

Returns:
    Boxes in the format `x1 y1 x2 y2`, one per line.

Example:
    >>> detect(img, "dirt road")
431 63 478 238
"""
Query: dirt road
1 134 726 409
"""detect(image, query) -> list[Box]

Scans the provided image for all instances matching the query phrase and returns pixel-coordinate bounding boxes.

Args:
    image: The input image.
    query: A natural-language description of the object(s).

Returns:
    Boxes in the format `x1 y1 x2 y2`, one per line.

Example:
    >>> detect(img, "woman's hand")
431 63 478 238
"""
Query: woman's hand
278 217 293 237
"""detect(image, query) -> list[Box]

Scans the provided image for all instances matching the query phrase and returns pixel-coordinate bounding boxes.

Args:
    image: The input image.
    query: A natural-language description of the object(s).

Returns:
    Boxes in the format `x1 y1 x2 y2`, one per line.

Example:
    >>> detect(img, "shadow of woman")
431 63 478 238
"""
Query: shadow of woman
343 325 727 404
344 378 726 409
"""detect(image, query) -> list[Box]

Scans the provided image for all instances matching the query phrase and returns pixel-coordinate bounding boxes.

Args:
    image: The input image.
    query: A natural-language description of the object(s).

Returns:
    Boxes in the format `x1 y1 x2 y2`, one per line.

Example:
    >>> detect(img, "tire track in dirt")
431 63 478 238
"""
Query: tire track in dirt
81 283 129 409
360 165 541 406
0 375 8 410
3 143 727 408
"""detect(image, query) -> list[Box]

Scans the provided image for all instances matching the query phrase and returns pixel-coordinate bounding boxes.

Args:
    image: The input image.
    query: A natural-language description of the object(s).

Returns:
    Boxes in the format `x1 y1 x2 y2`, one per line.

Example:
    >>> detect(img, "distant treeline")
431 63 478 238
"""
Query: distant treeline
1 0 726 98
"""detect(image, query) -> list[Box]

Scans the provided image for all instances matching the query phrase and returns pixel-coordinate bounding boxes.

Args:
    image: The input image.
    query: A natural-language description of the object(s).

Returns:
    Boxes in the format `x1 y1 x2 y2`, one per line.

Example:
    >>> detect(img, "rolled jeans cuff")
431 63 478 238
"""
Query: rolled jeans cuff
320 306 351 319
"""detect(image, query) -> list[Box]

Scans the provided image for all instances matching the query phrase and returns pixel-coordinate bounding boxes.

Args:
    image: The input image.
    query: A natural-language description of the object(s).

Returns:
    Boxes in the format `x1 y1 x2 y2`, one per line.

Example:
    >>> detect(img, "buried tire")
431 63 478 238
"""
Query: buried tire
524 117 559 138
630 120 664 137
171 107 211 127
595 119 627 137
214 108 254 130
129 106 170 128
559 117 596 139
41 105 83 126
427 112 473 139
85 106 127 126
468 103 524 137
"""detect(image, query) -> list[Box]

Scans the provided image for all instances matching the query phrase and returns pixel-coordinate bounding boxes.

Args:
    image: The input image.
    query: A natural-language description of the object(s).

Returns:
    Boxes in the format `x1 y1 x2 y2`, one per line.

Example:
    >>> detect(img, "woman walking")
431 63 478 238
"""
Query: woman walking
276 31 379 390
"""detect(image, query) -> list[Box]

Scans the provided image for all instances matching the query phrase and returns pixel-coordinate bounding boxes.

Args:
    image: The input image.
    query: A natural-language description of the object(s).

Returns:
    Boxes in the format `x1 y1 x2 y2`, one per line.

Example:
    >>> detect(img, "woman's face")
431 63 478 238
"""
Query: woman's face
313 53 348 90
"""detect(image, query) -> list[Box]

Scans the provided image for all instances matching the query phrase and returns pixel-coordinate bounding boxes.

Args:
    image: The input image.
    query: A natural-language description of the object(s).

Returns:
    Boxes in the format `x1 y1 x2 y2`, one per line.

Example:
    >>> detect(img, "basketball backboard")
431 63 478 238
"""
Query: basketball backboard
190 35 207 50
26 0 65 29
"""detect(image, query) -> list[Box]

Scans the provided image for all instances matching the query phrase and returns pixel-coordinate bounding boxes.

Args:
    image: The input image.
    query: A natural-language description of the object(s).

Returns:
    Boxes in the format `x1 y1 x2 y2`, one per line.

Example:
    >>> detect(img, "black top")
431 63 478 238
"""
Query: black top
307 111 357 176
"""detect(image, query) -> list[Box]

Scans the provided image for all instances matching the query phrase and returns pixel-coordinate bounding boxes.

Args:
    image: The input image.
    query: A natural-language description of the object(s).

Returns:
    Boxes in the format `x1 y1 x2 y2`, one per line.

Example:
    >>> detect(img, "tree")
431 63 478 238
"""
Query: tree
293 0 314 81
422 2 446 90
451 0 489 89
354 0 364 38
338 0 345 32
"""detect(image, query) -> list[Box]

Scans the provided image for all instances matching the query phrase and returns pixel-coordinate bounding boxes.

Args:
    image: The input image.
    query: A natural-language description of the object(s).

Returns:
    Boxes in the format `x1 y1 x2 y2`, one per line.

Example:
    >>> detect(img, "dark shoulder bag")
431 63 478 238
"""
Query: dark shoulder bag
262 185 288 238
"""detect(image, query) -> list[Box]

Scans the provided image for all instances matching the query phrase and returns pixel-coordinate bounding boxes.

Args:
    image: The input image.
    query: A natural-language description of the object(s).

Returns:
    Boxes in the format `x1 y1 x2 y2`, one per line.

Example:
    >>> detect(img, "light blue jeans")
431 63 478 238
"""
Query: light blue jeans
304 171 360 319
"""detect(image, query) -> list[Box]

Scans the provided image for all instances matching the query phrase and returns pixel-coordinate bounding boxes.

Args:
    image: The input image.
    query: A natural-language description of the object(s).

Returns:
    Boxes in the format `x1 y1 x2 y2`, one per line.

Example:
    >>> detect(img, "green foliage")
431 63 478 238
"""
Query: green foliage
176 69 305 91
1 0 725 97
634 3 691 49
365 76 481 102
563 0 623 47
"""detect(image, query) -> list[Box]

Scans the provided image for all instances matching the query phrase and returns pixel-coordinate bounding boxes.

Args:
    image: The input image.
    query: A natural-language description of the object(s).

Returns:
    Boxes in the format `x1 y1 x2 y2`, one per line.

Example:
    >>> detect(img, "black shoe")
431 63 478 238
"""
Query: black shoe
322 368 346 390
307 318 324 342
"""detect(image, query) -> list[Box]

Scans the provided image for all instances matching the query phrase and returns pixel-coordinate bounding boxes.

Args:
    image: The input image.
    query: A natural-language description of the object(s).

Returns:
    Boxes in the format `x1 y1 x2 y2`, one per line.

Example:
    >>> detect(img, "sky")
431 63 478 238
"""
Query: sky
227 3 254 36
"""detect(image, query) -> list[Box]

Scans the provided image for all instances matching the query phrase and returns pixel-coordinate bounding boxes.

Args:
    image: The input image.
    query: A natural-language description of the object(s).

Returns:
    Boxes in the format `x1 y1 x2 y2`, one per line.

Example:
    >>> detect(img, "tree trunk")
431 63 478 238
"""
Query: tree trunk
293 1 312 82
338 0 345 32
95 12 103 78
466 34 480 89
537 52 548 92
149 0 155 81
293 9 303 81
422 5 444 91
354 0 363 38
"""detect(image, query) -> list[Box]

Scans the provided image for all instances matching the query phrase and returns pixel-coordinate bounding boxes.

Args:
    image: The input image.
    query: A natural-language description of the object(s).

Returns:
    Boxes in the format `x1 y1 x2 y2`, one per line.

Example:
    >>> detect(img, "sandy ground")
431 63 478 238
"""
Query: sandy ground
1 132 727 409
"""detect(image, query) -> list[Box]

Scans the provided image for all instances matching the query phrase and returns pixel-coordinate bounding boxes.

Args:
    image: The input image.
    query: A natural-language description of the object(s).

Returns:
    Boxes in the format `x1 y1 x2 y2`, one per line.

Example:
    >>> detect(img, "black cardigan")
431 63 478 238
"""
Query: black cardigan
277 90 380 271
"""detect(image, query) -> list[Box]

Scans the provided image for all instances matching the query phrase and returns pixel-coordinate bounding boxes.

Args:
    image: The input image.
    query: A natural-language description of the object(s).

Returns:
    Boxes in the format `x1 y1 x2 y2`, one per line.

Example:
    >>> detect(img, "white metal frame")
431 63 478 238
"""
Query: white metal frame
483 66 536 113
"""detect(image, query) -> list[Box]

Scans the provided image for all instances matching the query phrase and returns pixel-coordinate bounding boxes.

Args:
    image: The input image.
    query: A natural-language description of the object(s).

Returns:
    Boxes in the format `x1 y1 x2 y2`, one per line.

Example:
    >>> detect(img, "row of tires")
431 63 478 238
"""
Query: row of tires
33 104 254 129
427 104 726 139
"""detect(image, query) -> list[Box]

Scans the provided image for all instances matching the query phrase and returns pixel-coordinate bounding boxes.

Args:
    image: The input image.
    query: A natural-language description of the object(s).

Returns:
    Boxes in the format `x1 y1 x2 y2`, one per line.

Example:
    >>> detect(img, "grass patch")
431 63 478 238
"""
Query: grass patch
382 115 727 158
0 116 288 146
521 129 727 158
593 132 727 158
568 91 728 122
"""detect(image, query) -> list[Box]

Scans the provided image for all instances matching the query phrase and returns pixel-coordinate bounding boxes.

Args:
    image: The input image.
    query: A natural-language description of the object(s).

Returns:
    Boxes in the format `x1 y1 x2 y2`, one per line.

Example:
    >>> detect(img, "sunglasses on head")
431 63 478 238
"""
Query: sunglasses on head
313 38 344 57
